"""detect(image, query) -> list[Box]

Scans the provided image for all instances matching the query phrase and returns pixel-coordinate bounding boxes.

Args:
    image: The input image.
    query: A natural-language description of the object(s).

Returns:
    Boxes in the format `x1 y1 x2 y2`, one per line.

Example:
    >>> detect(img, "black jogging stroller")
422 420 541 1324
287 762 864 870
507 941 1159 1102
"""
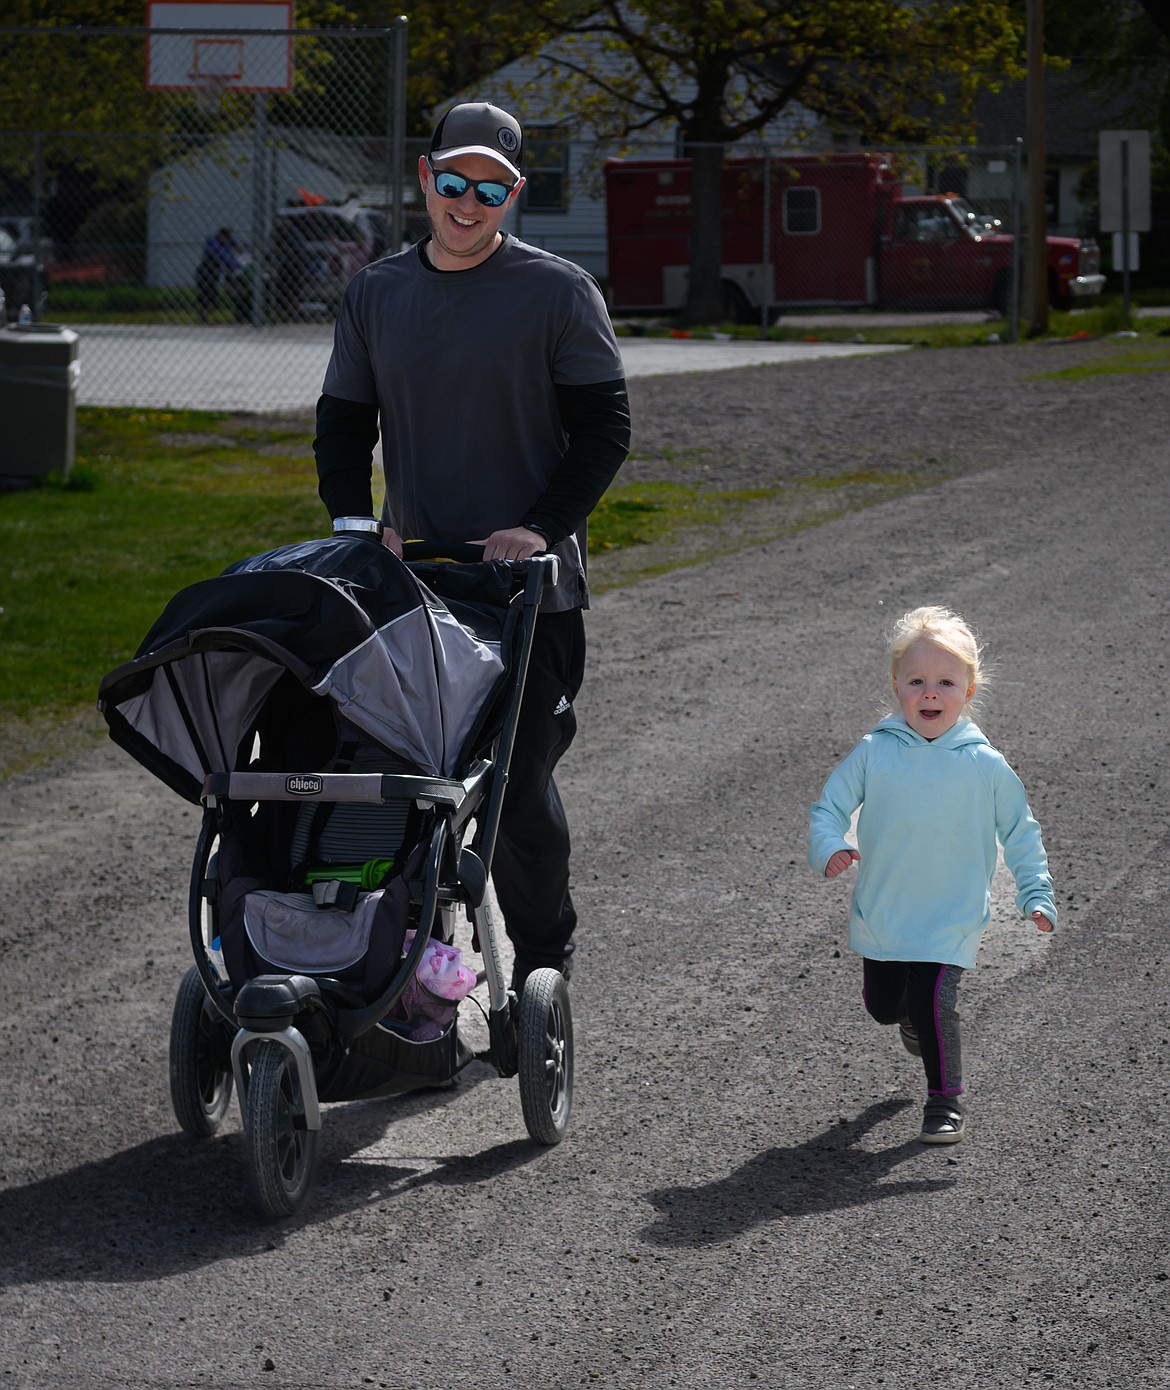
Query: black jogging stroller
97 536 572 1218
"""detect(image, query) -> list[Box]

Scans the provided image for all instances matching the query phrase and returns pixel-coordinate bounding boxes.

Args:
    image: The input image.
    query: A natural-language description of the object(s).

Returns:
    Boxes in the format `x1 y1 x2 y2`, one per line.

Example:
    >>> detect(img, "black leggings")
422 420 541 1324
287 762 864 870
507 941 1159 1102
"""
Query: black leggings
862 959 964 1098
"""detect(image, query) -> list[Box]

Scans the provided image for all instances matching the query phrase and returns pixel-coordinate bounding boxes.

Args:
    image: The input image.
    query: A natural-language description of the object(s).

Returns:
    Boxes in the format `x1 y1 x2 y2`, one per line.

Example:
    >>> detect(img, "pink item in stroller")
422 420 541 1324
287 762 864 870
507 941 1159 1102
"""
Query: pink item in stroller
383 932 479 1040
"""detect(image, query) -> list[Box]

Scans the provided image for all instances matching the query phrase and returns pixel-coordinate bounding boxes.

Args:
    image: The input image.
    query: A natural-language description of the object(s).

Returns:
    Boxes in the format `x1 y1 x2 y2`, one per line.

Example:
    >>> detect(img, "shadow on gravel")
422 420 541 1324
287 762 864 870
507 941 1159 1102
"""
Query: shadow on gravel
641 1098 956 1248
0 1072 537 1286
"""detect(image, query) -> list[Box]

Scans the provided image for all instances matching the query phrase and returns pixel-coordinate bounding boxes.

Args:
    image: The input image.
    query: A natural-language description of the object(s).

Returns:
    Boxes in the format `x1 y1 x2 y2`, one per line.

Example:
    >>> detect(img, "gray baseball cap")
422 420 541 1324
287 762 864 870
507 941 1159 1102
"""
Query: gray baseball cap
429 102 523 183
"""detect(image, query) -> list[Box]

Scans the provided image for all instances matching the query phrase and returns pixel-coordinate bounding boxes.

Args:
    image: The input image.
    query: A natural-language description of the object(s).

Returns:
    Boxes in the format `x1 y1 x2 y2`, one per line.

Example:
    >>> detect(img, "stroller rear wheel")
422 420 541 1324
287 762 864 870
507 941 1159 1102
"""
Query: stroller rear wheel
169 965 233 1137
518 968 573 1145
244 1039 319 1218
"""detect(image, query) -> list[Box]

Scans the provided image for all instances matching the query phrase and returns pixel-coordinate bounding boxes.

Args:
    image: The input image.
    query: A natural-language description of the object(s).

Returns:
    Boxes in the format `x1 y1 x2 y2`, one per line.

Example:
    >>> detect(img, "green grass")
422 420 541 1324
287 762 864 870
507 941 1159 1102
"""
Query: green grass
1 412 742 758
46 283 209 326
615 318 1006 349
1 406 964 773
1027 340 1170 380
586 456 964 591
589 480 776 553
614 294 1170 350
1 408 321 725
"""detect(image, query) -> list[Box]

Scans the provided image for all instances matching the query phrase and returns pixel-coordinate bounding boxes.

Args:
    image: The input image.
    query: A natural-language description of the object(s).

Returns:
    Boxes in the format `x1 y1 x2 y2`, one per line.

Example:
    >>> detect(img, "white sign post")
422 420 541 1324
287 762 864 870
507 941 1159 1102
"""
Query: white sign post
1099 130 1151 319
1112 232 1140 274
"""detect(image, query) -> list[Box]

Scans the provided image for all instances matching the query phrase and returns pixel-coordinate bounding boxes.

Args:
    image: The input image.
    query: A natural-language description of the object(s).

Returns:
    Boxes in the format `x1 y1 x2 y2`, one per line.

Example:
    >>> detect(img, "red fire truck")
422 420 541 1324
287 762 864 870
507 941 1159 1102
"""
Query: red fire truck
604 153 1104 319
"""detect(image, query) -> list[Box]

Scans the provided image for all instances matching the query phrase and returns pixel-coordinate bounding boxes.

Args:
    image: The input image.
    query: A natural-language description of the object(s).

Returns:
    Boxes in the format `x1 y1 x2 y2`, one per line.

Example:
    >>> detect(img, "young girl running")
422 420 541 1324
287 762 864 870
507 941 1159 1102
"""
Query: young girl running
807 605 1056 1144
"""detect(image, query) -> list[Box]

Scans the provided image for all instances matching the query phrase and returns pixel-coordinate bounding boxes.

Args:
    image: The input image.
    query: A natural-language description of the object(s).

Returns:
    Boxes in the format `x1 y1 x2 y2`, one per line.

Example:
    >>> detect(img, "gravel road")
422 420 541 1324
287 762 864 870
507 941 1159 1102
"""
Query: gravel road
2 339 1168 1389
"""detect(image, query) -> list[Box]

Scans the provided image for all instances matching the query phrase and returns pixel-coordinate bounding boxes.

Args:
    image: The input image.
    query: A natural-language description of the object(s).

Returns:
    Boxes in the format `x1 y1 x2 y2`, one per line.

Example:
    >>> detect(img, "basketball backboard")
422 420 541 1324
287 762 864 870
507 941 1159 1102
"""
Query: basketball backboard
145 1 294 92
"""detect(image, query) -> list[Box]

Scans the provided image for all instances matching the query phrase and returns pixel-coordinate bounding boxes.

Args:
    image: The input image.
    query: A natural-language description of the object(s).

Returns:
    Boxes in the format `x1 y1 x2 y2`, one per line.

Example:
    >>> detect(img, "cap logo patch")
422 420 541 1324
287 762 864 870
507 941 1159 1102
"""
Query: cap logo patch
497 126 520 154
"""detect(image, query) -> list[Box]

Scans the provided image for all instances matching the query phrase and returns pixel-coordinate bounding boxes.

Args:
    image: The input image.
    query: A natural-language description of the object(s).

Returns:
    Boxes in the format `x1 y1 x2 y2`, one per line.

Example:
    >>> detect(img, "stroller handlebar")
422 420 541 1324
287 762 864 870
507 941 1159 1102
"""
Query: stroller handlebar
201 764 493 814
400 541 559 587
401 541 486 564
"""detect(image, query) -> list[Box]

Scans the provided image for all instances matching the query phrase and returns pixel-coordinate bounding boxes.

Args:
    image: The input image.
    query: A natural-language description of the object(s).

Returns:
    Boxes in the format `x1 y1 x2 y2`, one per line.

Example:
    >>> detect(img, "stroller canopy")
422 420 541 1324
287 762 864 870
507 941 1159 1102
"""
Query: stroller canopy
98 538 511 802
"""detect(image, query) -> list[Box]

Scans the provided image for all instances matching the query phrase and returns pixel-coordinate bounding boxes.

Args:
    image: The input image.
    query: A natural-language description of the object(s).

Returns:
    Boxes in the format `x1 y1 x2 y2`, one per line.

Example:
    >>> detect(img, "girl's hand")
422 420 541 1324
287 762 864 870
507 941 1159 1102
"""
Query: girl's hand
825 848 861 879
1032 911 1054 933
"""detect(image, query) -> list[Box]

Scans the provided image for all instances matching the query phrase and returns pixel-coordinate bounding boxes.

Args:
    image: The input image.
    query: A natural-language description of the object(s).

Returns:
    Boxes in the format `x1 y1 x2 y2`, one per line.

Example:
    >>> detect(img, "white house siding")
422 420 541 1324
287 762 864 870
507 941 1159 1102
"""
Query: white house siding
509 138 616 281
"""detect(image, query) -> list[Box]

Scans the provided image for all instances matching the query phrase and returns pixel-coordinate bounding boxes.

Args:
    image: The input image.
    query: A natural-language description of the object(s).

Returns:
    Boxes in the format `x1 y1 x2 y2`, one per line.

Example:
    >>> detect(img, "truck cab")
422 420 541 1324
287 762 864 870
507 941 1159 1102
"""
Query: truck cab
881 193 1103 312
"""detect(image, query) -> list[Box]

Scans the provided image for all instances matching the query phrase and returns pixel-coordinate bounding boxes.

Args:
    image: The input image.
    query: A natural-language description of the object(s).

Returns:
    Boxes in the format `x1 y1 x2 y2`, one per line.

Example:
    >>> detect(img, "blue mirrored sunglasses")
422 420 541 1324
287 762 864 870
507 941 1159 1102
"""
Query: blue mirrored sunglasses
426 155 515 208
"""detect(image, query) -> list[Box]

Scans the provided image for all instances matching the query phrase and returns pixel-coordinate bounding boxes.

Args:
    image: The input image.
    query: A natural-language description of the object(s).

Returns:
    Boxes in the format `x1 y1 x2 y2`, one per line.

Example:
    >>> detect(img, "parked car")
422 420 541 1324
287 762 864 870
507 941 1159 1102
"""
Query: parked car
268 205 388 319
0 216 54 263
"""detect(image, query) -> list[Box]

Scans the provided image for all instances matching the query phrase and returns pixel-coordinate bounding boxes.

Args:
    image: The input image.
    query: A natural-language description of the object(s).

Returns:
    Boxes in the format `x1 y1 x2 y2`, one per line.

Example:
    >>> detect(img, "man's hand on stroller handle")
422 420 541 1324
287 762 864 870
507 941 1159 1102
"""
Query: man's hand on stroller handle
351 527 551 565
475 526 549 562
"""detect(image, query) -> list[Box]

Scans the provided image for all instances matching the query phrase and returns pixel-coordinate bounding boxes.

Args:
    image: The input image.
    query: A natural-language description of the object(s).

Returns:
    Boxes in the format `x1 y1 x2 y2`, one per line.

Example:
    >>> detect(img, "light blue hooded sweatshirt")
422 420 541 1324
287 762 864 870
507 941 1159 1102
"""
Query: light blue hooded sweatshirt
808 716 1056 969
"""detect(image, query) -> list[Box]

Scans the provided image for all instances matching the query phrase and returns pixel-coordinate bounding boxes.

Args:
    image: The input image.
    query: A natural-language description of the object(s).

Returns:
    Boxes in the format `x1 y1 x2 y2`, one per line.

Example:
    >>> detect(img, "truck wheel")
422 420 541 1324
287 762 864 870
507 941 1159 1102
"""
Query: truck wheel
991 271 1012 317
1048 272 1071 312
721 281 753 325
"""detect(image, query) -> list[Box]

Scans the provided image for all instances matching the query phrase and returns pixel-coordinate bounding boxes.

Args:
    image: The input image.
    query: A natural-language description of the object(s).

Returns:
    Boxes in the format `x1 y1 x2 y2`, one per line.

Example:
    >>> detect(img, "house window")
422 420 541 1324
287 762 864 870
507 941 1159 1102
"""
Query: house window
522 128 569 213
783 186 820 235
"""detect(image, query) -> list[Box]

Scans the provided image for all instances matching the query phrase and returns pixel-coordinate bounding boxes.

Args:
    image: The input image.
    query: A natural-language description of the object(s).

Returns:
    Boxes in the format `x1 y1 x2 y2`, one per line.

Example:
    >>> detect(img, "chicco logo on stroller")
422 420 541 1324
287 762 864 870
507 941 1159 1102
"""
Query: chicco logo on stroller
286 774 323 795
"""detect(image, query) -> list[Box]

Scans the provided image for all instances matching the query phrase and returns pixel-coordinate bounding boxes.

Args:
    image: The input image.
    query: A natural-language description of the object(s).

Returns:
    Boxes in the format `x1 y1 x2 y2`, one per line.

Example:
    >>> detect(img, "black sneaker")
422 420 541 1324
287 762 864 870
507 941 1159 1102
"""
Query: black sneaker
919 1095 965 1145
899 1023 921 1057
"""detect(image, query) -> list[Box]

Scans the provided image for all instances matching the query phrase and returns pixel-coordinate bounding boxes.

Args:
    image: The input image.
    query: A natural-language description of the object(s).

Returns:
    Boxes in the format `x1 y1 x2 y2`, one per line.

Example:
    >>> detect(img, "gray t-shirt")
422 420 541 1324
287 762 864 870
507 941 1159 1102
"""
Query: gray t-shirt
322 234 625 609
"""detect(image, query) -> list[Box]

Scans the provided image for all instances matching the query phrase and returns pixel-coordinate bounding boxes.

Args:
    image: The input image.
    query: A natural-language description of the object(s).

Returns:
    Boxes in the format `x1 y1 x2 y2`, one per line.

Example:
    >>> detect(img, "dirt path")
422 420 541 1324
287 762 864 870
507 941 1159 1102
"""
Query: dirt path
2 341 1168 1388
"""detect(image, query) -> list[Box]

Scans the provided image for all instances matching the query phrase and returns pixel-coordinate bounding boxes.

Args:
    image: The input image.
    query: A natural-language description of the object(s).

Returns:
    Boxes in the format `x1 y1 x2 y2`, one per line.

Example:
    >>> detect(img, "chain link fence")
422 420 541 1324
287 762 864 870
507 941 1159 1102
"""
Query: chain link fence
0 22 407 409
1 29 1105 412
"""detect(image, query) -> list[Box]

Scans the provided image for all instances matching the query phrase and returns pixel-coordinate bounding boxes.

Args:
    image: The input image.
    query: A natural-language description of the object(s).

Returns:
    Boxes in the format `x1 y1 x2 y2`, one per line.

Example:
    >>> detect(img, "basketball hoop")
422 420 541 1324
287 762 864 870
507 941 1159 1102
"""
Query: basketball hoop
189 71 235 117
145 2 295 94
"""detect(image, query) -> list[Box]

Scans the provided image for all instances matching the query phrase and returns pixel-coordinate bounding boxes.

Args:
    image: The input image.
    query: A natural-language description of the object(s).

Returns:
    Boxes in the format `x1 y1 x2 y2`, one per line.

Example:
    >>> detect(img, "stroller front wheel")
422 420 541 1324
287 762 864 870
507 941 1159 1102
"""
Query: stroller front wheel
244 1039 319 1218
169 965 233 1137
518 968 574 1145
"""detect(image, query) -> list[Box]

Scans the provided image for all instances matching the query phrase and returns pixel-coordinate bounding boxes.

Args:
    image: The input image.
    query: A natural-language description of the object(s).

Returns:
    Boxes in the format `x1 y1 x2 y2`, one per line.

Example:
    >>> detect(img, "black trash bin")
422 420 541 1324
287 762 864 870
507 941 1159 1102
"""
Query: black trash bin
0 323 79 488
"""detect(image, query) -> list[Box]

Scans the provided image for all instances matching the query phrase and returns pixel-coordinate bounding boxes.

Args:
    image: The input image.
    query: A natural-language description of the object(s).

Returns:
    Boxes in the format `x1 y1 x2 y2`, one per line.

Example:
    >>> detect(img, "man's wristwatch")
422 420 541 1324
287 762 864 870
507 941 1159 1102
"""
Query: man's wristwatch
331 516 382 537
525 522 552 546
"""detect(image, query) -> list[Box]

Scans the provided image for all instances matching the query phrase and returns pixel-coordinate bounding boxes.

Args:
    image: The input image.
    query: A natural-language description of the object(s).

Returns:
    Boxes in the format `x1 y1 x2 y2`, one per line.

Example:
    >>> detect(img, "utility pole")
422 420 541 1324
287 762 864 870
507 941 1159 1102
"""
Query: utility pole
1026 0 1048 334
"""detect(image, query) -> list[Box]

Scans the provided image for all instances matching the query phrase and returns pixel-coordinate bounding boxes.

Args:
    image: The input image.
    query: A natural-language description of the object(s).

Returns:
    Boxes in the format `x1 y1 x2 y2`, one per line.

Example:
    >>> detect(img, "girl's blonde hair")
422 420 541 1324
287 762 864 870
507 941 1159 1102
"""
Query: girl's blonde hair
889 605 985 711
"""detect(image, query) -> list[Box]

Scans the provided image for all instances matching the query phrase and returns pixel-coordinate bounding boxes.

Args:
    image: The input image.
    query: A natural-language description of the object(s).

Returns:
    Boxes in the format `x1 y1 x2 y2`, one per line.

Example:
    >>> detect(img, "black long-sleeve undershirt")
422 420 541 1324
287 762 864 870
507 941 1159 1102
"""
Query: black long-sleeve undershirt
314 379 631 544
314 392 380 518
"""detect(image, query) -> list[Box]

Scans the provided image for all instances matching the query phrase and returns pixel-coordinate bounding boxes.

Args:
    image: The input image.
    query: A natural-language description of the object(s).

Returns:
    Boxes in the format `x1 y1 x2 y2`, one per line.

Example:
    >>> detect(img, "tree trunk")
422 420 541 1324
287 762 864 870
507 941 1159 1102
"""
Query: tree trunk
682 143 726 325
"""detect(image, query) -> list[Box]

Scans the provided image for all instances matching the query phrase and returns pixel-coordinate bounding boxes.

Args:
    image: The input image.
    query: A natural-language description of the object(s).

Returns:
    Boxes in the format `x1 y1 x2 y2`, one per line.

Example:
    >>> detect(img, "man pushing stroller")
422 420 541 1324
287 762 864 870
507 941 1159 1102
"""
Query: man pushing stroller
314 100 630 991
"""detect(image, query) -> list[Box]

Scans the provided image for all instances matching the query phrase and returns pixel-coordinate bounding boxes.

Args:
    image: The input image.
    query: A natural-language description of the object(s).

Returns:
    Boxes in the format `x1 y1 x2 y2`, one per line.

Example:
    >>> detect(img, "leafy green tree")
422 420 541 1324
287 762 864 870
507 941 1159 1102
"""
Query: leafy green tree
331 0 561 129
1039 0 1170 142
513 0 1024 322
1040 1 1170 284
0 1 355 183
